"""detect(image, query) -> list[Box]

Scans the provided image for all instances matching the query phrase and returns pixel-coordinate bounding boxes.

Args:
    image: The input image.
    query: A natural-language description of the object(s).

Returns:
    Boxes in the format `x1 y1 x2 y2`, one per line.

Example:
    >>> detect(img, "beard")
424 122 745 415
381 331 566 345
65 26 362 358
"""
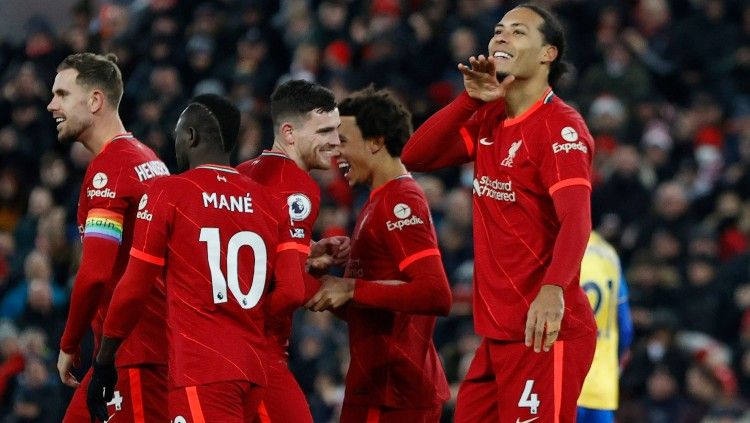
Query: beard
496 71 511 81
57 122 83 144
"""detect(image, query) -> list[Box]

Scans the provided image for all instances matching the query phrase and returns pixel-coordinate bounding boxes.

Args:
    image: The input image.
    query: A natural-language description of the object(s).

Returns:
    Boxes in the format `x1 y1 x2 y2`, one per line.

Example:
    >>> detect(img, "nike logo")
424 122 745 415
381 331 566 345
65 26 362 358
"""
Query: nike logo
479 137 494 146
516 418 539 423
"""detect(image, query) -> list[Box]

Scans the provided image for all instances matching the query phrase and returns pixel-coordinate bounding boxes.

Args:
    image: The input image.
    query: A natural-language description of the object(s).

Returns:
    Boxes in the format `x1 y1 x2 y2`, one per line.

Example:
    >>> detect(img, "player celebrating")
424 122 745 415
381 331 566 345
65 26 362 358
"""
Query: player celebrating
402 4 597 422
47 53 169 422
577 231 633 423
87 94 304 422
306 86 452 422
237 79 348 423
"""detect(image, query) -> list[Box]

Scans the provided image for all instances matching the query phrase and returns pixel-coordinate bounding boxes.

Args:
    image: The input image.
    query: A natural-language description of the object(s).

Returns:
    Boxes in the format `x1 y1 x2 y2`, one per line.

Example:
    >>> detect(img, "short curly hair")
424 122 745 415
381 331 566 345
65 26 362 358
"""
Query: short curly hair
338 86 413 157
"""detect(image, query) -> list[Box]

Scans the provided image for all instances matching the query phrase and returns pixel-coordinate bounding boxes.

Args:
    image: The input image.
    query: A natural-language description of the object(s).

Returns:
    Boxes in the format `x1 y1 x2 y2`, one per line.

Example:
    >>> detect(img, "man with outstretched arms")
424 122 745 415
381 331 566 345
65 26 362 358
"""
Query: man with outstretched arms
47 53 169 422
237 79 348 423
402 4 596 422
87 94 305 422
307 87 452 422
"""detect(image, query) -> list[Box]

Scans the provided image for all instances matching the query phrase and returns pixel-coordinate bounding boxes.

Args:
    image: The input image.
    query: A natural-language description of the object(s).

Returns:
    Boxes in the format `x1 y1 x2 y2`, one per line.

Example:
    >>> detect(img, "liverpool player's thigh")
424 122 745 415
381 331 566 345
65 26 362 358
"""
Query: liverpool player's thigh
454 338 500 423
340 403 442 423
254 359 312 423
489 335 595 423
62 367 92 423
108 365 168 422
169 381 266 423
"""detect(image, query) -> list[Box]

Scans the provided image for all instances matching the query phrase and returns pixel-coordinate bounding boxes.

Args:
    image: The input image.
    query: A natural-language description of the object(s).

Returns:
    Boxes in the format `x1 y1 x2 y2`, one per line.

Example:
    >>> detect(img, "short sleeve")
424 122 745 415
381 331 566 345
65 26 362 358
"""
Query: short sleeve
129 179 172 266
537 113 594 195
378 189 441 272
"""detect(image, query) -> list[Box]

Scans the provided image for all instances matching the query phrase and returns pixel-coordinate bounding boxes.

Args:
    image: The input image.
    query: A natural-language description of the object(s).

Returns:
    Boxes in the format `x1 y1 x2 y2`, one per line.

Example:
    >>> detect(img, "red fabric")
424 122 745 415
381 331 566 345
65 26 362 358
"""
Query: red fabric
541 185 592 289
238 151 320 358
112 166 293 388
443 91 596 342
60 236 120 353
63 134 168 368
169 381 265 423
266 250 304 317
455 336 595 423
353 254 451 315
401 91 485 171
0 353 24 398
340 403 443 423
63 364 168 422
252 359 313 423
103 258 162 339
342 176 449 409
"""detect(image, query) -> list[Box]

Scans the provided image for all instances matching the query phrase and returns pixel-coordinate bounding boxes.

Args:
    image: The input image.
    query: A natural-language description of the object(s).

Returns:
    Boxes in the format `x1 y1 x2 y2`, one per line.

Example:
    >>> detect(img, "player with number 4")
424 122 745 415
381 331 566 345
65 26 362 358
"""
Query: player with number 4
402 3 596 423
87 94 305 422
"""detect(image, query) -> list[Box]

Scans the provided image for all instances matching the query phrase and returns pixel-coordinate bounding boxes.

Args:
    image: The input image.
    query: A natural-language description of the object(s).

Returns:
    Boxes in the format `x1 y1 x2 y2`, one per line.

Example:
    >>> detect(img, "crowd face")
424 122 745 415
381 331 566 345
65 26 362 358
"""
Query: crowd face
47 69 94 144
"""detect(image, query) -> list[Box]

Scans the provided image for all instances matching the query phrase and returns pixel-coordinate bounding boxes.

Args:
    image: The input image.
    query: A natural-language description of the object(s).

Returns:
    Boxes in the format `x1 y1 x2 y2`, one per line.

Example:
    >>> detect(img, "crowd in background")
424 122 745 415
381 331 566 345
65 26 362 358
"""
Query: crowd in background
0 0 749 421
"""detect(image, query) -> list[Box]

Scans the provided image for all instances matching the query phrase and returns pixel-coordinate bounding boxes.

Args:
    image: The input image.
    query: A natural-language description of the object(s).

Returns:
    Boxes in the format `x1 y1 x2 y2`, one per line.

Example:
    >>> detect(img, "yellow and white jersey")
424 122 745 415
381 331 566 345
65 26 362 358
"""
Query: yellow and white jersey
577 232 622 410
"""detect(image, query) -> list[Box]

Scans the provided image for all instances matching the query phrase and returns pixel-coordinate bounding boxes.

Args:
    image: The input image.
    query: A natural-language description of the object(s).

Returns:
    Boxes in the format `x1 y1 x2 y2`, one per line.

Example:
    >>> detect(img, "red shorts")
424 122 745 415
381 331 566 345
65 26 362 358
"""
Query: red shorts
169 381 265 423
455 335 595 423
254 358 312 423
340 403 443 423
63 365 167 422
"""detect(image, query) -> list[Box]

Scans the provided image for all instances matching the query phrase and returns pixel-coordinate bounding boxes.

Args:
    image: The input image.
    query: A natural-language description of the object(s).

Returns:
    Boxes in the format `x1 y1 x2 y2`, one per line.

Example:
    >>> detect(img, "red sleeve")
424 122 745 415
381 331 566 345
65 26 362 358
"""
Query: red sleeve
267 249 304 316
303 272 321 302
402 91 485 171
541 185 592 289
103 257 162 339
352 254 451 315
536 113 594 193
59 231 122 353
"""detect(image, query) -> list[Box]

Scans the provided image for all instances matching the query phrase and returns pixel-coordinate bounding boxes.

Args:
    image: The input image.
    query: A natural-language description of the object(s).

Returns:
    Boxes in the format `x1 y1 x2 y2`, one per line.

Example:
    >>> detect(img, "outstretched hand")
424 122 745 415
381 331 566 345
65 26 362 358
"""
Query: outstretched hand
308 236 351 272
458 55 515 102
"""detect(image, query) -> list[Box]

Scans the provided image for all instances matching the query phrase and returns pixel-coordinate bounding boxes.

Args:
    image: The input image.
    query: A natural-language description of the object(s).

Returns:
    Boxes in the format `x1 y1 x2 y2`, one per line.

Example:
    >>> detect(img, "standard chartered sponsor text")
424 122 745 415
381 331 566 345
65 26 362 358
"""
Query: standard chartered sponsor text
474 176 516 202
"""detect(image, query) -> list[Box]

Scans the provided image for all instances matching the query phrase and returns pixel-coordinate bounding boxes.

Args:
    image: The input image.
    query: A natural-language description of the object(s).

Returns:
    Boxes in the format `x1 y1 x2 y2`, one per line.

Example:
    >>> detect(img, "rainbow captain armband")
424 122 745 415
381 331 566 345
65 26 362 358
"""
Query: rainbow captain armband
84 208 124 244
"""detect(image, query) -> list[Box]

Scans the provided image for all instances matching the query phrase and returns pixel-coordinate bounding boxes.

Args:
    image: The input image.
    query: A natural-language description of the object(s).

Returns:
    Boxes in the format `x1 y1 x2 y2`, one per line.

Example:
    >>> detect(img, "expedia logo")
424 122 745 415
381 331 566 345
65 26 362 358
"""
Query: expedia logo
552 142 588 154
386 215 424 231
136 209 153 221
87 187 116 199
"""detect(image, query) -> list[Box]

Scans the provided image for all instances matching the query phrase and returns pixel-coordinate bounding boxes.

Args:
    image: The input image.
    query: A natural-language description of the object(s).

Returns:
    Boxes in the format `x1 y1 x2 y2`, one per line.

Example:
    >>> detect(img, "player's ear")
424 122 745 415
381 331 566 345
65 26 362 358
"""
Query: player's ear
89 90 105 113
280 122 294 145
368 136 385 154
540 44 557 65
188 126 199 147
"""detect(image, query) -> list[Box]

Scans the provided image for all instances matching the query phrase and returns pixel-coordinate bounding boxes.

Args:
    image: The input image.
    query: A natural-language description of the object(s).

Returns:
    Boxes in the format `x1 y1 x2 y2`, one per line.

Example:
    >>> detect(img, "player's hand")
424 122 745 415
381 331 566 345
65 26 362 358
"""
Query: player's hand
458 55 515 102
305 275 355 311
308 236 351 271
87 361 117 422
525 284 564 353
57 349 81 387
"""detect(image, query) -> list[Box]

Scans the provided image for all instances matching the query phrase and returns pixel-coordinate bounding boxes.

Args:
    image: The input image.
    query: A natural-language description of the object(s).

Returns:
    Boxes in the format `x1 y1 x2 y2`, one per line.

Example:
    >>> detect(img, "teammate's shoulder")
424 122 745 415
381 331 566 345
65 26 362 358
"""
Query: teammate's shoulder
381 176 428 208
547 96 588 127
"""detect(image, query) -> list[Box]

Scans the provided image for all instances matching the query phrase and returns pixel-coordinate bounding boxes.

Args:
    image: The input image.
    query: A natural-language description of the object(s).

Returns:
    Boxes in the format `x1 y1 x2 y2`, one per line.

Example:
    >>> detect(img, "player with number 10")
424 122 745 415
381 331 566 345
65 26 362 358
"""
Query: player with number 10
87 94 304 422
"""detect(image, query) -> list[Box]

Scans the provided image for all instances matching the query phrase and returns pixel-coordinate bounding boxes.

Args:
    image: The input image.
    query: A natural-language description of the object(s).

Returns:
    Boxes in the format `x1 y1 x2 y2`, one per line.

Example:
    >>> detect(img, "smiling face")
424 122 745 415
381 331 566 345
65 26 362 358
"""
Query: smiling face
488 7 556 81
294 108 341 171
47 68 94 143
336 116 374 187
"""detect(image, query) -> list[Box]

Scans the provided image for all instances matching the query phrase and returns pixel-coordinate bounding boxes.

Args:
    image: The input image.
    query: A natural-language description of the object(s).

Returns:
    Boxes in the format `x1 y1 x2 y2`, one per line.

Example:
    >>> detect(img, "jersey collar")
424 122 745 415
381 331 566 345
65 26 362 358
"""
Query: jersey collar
196 164 239 174
369 173 412 200
100 132 134 154
502 88 554 127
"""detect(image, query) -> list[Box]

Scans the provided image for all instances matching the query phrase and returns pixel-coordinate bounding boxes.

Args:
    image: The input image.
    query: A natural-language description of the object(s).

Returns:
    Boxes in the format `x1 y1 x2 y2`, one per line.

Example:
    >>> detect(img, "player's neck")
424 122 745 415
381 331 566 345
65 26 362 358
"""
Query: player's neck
81 113 127 156
370 157 408 191
270 141 307 171
191 152 230 169
504 76 550 119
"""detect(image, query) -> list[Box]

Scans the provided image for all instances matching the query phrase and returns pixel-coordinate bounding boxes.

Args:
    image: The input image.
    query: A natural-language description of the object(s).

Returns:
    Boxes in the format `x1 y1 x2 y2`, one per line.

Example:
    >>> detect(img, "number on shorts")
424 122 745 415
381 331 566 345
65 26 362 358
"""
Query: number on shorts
199 228 267 309
518 379 540 414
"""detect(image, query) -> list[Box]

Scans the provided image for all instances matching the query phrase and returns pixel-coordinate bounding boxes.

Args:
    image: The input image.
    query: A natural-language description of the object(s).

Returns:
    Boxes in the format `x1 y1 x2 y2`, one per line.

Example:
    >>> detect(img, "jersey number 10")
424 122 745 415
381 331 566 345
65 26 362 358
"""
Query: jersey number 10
199 227 267 309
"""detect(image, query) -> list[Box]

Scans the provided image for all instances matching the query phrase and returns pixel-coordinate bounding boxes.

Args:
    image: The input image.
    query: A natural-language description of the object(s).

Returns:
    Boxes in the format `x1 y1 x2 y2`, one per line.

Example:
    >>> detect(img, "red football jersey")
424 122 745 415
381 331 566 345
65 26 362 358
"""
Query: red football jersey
126 164 291 387
464 89 596 341
66 133 168 366
342 175 449 408
237 151 319 356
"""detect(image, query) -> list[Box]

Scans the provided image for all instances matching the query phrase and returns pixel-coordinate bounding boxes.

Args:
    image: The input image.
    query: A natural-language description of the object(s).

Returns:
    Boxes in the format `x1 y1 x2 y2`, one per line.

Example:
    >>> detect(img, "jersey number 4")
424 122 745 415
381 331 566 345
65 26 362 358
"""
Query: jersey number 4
199 227 267 309
518 380 540 414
